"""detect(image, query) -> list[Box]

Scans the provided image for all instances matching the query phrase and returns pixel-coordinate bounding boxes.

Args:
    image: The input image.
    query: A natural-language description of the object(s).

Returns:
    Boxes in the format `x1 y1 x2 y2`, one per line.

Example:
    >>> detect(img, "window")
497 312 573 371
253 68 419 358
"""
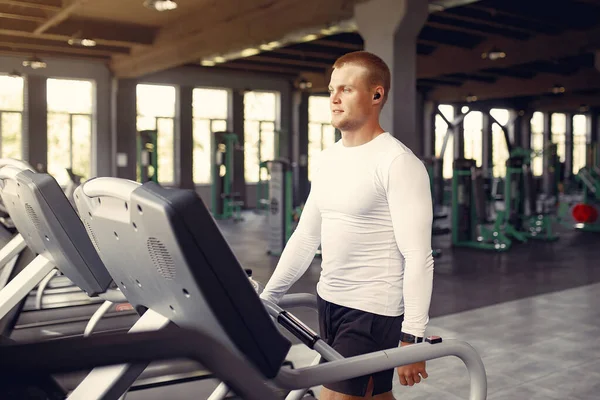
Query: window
531 112 544 176
136 84 176 184
463 111 482 168
47 78 94 186
0 75 24 160
490 108 510 178
308 95 337 181
434 104 454 179
551 113 566 162
192 88 229 184
244 91 278 183
573 114 588 175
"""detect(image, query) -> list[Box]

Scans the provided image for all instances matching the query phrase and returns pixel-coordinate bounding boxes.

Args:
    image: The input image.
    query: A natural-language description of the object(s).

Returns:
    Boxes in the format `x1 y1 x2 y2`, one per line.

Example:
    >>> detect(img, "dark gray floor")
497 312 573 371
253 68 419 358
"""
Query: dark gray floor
218 210 600 319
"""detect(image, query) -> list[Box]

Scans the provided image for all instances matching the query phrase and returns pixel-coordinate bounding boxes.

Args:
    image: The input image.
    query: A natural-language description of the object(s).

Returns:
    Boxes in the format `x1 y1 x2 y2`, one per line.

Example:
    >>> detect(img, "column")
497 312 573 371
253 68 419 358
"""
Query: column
113 78 138 181
481 109 493 176
178 86 194 189
421 97 436 158
293 91 310 205
564 113 573 180
542 111 553 195
231 90 246 206
355 0 428 156
23 74 47 171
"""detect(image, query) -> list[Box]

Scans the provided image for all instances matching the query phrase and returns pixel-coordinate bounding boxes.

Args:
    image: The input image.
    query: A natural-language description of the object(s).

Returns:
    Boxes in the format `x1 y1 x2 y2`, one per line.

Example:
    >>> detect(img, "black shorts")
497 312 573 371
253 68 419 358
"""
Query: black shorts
317 294 404 397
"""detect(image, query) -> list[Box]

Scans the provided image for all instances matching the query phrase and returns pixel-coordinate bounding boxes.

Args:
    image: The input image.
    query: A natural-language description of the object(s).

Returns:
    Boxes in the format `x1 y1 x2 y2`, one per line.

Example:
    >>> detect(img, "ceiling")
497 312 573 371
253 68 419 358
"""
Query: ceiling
2 0 600 111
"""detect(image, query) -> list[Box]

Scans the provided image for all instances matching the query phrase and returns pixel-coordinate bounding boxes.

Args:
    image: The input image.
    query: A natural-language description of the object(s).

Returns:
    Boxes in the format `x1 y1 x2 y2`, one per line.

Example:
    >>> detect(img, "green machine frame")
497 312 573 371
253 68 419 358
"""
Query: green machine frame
211 132 243 221
137 129 158 183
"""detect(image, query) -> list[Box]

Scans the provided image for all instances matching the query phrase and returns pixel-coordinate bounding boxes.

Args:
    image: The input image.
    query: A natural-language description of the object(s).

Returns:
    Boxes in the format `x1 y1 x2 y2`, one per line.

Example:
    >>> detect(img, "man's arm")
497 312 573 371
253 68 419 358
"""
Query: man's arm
259 189 322 305
386 153 434 339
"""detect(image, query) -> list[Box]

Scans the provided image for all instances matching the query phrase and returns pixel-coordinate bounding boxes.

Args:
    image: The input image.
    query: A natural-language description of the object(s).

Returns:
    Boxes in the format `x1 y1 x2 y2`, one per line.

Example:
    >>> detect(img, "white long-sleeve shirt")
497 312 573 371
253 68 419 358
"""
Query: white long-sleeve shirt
260 132 434 337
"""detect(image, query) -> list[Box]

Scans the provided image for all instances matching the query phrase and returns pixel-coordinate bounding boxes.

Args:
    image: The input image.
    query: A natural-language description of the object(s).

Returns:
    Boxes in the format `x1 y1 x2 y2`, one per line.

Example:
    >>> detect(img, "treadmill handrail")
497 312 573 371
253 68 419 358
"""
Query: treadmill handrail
0 327 279 400
274 338 487 400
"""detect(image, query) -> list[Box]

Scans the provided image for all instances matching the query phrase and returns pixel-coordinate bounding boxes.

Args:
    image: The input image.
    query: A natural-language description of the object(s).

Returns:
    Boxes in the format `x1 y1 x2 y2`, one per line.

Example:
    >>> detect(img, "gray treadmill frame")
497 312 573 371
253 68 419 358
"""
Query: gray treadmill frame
72 177 487 400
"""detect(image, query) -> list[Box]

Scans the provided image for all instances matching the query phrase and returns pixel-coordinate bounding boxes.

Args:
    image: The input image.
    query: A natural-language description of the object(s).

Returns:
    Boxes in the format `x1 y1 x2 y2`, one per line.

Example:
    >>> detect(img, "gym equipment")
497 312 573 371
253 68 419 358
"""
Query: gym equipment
520 163 559 241
571 154 600 232
264 160 294 256
0 164 130 336
137 129 158 183
423 157 449 258
452 158 511 251
68 177 486 400
211 131 243 221
0 327 286 400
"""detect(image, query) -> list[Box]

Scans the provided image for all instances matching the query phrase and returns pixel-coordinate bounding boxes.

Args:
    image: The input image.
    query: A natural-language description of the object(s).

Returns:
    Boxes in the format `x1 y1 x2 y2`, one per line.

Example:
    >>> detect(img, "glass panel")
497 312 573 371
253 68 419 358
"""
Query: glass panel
1 112 22 159
551 113 566 162
322 124 336 148
435 105 455 179
490 109 510 178
530 112 544 176
260 121 275 181
308 123 323 182
47 113 71 186
137 116 157 131
157 117 174 184
463 111 482 167
193 119 211 184
72 114 91 180
212 119 227 132
0 76 24 111
47 79 93 114
244 120 260 183
573 114 588 174
136 84 176 118
193 88 228 119
308 96 330 124
244 91 276 121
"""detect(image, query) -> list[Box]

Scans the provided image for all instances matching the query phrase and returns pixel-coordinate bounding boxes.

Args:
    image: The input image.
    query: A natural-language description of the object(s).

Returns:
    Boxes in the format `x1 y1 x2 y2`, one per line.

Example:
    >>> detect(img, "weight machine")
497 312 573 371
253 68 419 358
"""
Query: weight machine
211 132 244 221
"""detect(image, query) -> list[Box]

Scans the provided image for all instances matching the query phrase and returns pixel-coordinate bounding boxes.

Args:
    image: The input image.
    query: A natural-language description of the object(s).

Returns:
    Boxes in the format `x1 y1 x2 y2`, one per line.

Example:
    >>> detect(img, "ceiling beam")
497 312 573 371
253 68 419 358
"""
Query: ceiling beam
0 11 45 21
0 34 129 53
0 17 156 47
0 0 61 12
244 55 331 69
0 47 109 62
532 93 600 112
467 4 563 31
418 24 600 79
111 0 359 78
34 0 90 34
434 10 537 36
429 68 600 102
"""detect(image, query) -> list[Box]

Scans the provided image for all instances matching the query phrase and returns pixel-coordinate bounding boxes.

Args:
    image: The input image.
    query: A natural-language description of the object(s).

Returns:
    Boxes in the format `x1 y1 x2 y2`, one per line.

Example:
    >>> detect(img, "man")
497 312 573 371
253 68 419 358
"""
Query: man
260 51 434 400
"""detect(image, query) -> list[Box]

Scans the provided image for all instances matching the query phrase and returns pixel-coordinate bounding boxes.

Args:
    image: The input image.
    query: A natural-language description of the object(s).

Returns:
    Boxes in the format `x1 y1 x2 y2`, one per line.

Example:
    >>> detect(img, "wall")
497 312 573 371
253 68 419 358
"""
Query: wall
0 55 113 177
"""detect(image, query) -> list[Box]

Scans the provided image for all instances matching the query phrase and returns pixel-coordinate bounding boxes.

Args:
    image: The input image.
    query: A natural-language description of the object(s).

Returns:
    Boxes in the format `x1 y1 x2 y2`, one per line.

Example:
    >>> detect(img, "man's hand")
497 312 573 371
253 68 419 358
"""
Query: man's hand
397 342 428 386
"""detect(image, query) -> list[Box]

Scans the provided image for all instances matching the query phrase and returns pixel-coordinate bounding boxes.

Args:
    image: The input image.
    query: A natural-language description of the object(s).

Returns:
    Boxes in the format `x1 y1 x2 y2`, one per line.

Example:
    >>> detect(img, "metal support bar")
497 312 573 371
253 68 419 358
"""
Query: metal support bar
275 339 487 400
67 309 171 400
0 234 26 269
0 255 55 320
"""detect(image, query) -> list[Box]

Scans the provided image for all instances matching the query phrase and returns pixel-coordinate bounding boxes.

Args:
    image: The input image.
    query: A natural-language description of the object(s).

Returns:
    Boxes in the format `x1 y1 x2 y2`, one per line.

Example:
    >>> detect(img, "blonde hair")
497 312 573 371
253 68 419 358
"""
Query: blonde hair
332 51 391 106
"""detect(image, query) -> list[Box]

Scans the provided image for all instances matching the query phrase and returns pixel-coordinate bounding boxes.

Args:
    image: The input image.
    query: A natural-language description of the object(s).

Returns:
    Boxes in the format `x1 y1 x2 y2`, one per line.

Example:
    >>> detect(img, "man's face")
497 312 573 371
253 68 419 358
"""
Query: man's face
328 64 375 132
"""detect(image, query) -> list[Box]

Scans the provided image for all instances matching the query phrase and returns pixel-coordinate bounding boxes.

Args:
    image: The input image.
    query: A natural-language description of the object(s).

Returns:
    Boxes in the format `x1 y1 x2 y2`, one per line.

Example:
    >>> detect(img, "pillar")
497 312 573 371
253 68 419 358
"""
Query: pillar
542 111 553 195
454 106 465 160
113 78 137 181
355 0 428 156
293 91 310 205
564 113 573 180
422 98 436 158
519 110 533 150
231 90 246 206
23 74 47 171
481 109 493 175
179 86 194 189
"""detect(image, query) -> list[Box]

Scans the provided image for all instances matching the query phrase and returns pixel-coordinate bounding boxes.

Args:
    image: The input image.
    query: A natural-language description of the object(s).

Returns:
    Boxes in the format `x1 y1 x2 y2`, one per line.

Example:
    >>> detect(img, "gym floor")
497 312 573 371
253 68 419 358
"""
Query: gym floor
128 211 600 399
